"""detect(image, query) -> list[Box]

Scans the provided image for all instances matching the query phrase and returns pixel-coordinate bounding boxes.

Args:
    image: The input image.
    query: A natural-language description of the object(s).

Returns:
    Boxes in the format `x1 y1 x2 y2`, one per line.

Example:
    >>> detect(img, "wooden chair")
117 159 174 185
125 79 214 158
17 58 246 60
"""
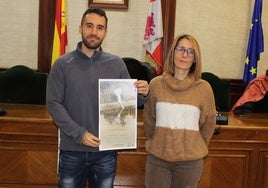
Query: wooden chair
0 65 48 104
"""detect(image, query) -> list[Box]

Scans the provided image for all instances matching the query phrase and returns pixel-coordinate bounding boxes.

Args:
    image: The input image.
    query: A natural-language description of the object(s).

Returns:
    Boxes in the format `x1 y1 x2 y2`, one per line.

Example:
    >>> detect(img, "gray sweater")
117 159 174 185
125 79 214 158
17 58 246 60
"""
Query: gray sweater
46 42 146 152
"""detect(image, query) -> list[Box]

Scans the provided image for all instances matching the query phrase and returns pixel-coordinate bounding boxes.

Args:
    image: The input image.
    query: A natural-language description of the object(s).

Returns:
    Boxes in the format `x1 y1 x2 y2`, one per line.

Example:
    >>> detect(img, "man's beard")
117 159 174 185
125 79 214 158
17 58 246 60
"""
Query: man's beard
82 34 103 50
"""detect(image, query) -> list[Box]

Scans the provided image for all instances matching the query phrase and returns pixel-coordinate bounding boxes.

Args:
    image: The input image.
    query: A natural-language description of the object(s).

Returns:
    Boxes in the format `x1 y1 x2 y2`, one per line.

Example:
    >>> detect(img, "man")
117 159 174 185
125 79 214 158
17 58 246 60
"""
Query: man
46 8 149 188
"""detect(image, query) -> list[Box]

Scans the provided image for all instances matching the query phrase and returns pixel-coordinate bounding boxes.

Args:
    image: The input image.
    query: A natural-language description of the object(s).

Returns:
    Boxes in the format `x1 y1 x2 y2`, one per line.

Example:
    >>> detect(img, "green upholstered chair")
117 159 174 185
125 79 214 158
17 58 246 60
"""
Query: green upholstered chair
0 65 48 104
201 72 230 112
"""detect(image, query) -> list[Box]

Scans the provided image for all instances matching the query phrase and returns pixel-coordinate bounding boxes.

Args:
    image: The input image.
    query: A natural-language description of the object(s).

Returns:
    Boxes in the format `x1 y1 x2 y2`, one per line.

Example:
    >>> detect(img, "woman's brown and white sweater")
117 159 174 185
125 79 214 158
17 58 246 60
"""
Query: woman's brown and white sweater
143 72 216 162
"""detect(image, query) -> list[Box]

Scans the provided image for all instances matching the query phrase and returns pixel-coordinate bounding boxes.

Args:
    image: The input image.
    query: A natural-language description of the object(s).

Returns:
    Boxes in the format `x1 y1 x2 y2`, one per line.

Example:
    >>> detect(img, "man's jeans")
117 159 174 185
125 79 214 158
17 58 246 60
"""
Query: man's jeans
58 150 117 188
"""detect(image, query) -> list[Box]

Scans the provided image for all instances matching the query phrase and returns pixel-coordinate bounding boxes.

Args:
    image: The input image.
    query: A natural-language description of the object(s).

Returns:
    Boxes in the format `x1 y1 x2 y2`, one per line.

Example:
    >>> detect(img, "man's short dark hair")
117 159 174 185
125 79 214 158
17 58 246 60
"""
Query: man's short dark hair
81 8 108 28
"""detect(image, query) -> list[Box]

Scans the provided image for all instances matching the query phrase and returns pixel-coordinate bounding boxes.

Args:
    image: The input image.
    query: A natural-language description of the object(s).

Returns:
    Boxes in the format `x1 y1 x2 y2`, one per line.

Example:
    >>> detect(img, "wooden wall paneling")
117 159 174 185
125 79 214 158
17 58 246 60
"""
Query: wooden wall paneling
0 150 27 182
257 150 268 188
161 0 176 63
209 121 268 188
27 151 58 184
228 79 246 108
38 0 56 73
1 104 268 187
0 107 58 187
198 148 251 188
114 152 147 187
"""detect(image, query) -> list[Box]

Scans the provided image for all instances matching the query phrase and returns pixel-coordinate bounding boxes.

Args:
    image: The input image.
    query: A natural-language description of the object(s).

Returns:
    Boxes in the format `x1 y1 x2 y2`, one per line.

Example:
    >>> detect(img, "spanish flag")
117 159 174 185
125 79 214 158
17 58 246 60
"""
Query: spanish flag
51 0 68 65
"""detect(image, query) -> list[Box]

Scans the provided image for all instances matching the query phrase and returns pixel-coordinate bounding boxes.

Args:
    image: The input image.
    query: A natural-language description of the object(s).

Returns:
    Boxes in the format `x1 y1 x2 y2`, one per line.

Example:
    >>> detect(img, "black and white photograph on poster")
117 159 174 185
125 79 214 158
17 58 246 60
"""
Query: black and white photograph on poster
99 79 137 150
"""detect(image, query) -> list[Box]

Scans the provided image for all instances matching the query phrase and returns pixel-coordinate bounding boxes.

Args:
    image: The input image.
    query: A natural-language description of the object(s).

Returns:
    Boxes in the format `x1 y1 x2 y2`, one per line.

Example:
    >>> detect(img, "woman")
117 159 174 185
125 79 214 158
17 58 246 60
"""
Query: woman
143 34 216 188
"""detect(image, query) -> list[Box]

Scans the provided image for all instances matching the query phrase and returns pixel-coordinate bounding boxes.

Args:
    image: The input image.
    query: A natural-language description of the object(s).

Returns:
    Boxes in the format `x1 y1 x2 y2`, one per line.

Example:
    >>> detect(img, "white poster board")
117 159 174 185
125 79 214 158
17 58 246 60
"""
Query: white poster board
98 79 137 151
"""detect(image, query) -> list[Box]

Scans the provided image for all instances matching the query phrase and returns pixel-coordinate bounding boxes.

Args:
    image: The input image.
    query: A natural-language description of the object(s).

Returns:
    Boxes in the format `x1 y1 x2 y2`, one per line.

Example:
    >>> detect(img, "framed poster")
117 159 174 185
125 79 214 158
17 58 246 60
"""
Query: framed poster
88 0 129 10
99 79 137 150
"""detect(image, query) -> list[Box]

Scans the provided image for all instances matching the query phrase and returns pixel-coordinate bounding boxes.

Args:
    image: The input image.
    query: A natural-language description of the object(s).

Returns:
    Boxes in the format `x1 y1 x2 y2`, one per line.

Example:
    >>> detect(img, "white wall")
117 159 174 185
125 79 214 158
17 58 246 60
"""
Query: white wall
66 0 148 59
0 0 267 79
175 0 268 79
0 0 39 69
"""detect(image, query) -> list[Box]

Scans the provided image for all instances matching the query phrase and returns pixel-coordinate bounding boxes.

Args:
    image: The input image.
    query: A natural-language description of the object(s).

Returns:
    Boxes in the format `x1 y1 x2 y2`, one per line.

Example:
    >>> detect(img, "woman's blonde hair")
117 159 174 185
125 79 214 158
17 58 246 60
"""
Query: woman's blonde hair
163 34 202 80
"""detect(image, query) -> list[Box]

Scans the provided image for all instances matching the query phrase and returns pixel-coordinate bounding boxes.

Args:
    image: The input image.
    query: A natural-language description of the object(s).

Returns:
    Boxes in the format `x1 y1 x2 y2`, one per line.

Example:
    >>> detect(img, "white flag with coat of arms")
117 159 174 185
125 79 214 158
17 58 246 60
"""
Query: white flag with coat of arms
143 0 163 74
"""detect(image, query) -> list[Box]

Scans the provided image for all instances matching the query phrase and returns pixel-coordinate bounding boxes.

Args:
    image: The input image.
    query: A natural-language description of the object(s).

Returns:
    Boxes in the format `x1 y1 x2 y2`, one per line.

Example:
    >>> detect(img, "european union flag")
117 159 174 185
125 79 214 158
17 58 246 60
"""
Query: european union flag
243 0 264 84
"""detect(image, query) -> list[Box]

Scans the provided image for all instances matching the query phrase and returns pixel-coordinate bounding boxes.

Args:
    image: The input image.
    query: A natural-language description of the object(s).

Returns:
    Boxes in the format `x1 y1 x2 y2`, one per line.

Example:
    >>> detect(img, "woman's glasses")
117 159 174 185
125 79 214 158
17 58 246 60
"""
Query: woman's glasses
175 46 194 58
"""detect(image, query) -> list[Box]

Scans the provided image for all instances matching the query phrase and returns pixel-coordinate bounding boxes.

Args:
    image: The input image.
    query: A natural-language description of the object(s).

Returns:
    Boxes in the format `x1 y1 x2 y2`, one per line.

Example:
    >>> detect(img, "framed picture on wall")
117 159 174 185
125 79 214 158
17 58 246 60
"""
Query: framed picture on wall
88 0 129 10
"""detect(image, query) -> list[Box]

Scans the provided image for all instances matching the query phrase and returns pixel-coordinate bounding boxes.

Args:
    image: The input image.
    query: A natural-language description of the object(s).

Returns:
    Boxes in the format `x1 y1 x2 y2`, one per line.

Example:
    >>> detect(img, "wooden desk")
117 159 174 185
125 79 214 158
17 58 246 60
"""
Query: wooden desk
0 103 58 188
0 103 146 188
0 103 268 188
199 112 268 188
